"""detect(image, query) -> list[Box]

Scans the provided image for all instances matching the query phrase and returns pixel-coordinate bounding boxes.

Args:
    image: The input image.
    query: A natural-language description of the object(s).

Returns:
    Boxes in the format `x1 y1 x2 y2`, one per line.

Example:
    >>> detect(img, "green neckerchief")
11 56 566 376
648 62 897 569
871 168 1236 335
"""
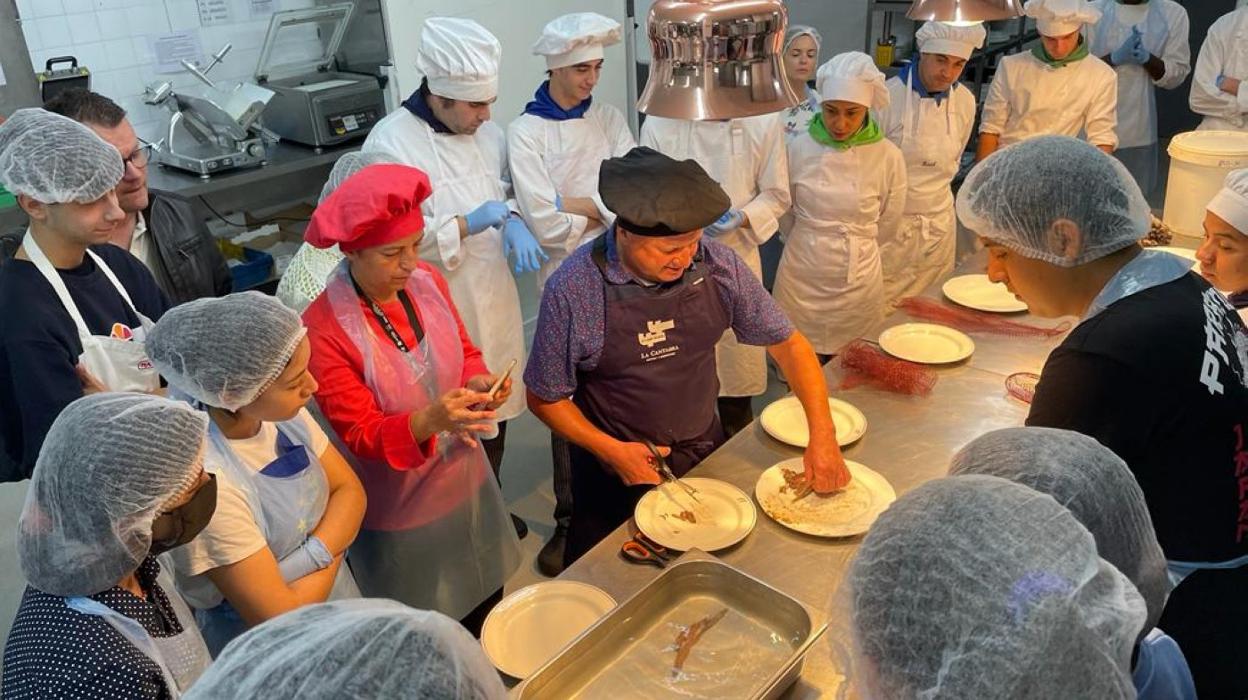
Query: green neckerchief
1031 36 1090 67
808 112 884 150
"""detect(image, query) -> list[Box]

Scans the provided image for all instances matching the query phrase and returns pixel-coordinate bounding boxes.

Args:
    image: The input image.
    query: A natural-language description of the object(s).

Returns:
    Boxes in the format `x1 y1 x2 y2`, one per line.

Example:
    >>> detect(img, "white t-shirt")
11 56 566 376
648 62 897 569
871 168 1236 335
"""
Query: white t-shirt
169 408 330 610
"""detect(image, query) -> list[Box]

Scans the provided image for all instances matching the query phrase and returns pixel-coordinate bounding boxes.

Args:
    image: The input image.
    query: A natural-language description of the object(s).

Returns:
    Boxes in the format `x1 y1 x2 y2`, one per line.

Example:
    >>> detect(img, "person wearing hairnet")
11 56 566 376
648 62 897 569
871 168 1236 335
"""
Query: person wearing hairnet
0 110 171 481
878 22 985 305
957 135 1248 696
146 292 366 657
845 475 1147 699
508 12 636 576
779 26 822 143
301 164 520 635
526 147 848 568
276 152 396 313
1086 0 1189 198
3 393 216 698
1199 168 1248 323
362 19 531 526
184 599 505 700
949 427 1196 700
1189 5 1248 132
640 72 790 438
773 52 906 358
977 0 1117 161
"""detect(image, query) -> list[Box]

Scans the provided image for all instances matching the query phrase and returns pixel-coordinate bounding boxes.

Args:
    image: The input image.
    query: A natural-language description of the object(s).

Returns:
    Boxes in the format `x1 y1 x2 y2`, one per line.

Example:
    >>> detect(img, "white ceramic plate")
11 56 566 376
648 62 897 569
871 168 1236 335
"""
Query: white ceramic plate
634 477 756 553
878 323 975 364
754 458 897 538
1153 246 1198 263
481 580 616 679
758 396 867 448
941 274 1028 313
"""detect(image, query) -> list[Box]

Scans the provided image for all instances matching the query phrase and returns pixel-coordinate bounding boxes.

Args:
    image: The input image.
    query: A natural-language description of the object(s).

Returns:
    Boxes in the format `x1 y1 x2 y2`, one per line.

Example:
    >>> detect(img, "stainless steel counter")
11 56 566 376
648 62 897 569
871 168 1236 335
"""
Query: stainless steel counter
147 140 360 198
554 259 1068 698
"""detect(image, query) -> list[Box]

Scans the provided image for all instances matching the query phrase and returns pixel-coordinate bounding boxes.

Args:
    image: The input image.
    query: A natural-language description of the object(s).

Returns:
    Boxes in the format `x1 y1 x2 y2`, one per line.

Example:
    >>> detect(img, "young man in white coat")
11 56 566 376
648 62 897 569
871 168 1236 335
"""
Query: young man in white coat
977 0 1118 161
1189 5 1248 132
639 100 790 436
507 12 636 575
361 17 537 538
879 22 985 305
1088 0 1190 198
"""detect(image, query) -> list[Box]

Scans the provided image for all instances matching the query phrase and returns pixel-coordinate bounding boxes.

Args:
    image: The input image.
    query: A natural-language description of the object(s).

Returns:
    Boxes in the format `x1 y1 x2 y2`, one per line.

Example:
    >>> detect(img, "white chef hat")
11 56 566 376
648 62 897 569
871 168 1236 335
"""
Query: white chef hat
1024 0 1102 37
816 52 890 111
916 21 988 60
533 13 621 70
417 17 502 102
1208 168 1248 236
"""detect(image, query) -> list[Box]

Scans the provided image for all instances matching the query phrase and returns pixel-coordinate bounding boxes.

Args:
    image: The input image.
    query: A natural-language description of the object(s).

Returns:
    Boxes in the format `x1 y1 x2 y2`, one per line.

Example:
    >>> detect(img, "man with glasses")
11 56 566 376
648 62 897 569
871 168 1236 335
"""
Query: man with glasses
35 90 232 304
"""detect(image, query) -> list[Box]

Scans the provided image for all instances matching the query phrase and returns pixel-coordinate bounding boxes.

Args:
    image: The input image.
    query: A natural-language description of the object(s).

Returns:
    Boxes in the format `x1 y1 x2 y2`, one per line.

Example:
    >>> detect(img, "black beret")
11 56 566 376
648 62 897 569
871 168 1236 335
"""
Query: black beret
598 146 731 237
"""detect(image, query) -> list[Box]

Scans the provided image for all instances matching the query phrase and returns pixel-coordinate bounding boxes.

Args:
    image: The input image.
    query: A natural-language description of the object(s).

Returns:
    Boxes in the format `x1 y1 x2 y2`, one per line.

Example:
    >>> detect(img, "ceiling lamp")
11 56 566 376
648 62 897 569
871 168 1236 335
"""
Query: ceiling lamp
905 0 1025 23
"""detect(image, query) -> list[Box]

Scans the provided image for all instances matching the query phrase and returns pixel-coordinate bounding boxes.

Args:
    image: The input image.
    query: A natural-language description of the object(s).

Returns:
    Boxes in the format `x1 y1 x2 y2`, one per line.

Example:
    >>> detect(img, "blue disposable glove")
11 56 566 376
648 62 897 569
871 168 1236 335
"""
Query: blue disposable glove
703 209 746 237
277 535 332 583
502 215 548 274
1111 28 1145 66
1217 74 1227 90
555 194 563 211
463 200 510 235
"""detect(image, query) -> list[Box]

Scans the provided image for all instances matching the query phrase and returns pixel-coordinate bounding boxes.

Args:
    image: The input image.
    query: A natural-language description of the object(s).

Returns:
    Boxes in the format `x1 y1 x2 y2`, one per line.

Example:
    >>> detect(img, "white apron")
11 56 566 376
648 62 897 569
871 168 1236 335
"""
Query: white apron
362 113 526 422
67 566 211 698
640 115 790 396
23 231 160 393
775 135 899 355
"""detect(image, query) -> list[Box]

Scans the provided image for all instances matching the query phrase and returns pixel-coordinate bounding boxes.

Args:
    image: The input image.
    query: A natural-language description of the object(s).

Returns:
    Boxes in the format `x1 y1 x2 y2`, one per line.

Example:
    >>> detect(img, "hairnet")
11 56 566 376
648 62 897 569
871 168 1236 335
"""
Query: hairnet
320 151 395 204
183 599 507 700
784 24 822 52
1208 167 1248 236
0 108 124 204
816 52 889 110
955 135 1150 267
533 13 621 70
1024 0 1102 36
847 475 1146 699
19 393 208 597
147 291 307 411
418 17 501 102
916 21 987 60
948 427 1170 635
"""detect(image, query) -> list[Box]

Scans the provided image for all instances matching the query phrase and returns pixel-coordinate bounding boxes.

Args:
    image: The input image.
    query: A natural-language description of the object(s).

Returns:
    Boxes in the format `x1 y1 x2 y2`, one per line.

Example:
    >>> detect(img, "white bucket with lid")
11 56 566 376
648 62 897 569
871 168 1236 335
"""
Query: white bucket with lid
1163 130 1248 240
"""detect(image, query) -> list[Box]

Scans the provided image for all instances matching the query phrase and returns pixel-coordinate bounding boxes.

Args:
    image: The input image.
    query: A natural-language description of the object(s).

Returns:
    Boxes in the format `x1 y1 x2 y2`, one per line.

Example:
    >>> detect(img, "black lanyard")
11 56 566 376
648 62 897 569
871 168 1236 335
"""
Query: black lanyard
351 273 424 351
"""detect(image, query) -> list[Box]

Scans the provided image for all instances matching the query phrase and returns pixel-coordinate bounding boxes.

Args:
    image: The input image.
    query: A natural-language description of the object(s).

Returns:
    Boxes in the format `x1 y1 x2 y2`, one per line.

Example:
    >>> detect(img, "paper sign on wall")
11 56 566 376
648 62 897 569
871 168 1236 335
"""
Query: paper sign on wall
152 31 206 74
197 0 233 26
250 0 278 19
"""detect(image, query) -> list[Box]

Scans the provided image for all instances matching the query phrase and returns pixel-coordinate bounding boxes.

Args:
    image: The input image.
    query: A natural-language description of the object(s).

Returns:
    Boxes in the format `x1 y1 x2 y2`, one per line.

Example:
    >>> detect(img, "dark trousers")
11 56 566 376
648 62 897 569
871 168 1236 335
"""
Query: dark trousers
716 396 754 438
481 420 507 482
551 434 573 530
1157 566 1248 698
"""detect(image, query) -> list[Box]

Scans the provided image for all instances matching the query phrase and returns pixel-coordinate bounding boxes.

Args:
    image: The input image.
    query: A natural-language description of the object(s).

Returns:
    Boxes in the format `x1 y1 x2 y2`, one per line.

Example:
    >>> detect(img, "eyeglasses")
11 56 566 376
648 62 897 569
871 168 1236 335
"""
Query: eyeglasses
124 140 154 170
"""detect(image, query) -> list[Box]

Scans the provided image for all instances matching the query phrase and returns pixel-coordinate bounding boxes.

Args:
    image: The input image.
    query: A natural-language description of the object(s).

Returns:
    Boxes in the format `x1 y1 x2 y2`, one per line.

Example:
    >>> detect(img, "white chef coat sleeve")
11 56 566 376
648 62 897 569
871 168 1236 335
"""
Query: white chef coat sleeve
979 65 1009 135
507 122 590 254
878 145 908 250
1154 4 1192 90
1085 66 1120 149
955 87 977 151
877 97 901 143
639 117 661 150
1189 17 1248 120
738 118 790 246
495 128 520 214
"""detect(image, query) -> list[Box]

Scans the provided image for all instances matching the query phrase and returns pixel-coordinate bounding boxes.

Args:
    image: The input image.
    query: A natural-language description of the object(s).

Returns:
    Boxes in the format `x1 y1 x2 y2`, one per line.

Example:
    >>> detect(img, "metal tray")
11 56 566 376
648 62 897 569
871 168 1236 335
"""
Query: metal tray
517 551 826 700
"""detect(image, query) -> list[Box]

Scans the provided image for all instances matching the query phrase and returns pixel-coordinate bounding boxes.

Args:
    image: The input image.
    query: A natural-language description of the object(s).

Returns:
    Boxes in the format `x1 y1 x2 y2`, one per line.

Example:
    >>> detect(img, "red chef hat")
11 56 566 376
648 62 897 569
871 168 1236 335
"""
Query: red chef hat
304 164 433 253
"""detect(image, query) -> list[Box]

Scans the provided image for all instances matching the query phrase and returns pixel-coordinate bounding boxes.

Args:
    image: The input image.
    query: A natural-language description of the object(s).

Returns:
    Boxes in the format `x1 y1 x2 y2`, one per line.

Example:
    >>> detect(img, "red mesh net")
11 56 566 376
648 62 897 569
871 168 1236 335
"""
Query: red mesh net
898 297 1071 338
836 340 938 396
1006 372 1040 404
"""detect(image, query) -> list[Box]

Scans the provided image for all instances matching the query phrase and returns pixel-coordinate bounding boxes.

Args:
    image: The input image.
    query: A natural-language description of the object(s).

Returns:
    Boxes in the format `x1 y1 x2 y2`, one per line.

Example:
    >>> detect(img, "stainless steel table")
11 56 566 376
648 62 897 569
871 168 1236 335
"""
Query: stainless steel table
147 140 360 198
552 256 1075 697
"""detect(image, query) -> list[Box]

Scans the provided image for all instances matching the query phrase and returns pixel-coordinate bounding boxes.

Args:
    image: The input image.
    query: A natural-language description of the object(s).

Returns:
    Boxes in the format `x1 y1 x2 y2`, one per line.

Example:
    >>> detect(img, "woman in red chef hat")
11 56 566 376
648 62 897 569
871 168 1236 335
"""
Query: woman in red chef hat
300 164 519 635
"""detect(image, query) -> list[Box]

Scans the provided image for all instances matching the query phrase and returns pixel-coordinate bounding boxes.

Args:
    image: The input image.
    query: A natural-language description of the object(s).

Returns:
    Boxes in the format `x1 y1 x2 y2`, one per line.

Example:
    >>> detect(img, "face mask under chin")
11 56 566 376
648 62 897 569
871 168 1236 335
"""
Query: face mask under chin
149 474 218 556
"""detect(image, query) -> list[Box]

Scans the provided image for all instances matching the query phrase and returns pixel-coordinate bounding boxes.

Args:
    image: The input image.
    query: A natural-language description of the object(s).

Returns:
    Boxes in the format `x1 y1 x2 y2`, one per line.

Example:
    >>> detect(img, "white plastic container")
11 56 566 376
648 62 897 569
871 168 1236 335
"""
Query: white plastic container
1163 130 1248 240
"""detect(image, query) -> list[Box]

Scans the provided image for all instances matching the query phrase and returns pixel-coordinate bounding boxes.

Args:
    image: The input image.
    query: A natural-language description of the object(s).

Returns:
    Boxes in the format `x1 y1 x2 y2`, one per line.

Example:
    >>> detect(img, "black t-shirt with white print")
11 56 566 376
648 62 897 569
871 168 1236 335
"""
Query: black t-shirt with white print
1028 272 1248 564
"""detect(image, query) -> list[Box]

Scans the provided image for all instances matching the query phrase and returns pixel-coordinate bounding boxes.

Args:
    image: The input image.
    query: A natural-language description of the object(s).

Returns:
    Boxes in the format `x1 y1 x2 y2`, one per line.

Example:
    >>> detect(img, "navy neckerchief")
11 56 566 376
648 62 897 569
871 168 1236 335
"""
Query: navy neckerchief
1230 290 1248 309
899 61 949 105
523 81 592 120
401 80 454 135
259 428 312 477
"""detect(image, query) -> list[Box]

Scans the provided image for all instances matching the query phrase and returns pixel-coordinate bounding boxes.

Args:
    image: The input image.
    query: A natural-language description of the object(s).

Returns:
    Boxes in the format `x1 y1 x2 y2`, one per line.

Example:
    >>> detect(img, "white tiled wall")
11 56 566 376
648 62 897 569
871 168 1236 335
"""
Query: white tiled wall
13 0 320 141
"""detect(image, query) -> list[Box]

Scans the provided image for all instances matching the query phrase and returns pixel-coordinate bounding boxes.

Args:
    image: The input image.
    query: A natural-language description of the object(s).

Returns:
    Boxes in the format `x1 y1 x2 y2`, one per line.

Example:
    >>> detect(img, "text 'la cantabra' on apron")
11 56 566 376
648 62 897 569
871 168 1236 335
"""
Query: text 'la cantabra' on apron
194 414 360 655
22 230 160 393
564 236 732 563
67 565 210 699
363 112 528 423
321 260 519 620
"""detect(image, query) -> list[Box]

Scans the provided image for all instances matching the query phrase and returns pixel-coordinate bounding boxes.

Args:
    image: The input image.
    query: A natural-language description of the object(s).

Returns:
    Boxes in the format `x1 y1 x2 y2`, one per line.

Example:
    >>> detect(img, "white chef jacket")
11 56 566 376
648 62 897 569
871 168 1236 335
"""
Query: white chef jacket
1190 7 1248 132
980 50 1119 149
